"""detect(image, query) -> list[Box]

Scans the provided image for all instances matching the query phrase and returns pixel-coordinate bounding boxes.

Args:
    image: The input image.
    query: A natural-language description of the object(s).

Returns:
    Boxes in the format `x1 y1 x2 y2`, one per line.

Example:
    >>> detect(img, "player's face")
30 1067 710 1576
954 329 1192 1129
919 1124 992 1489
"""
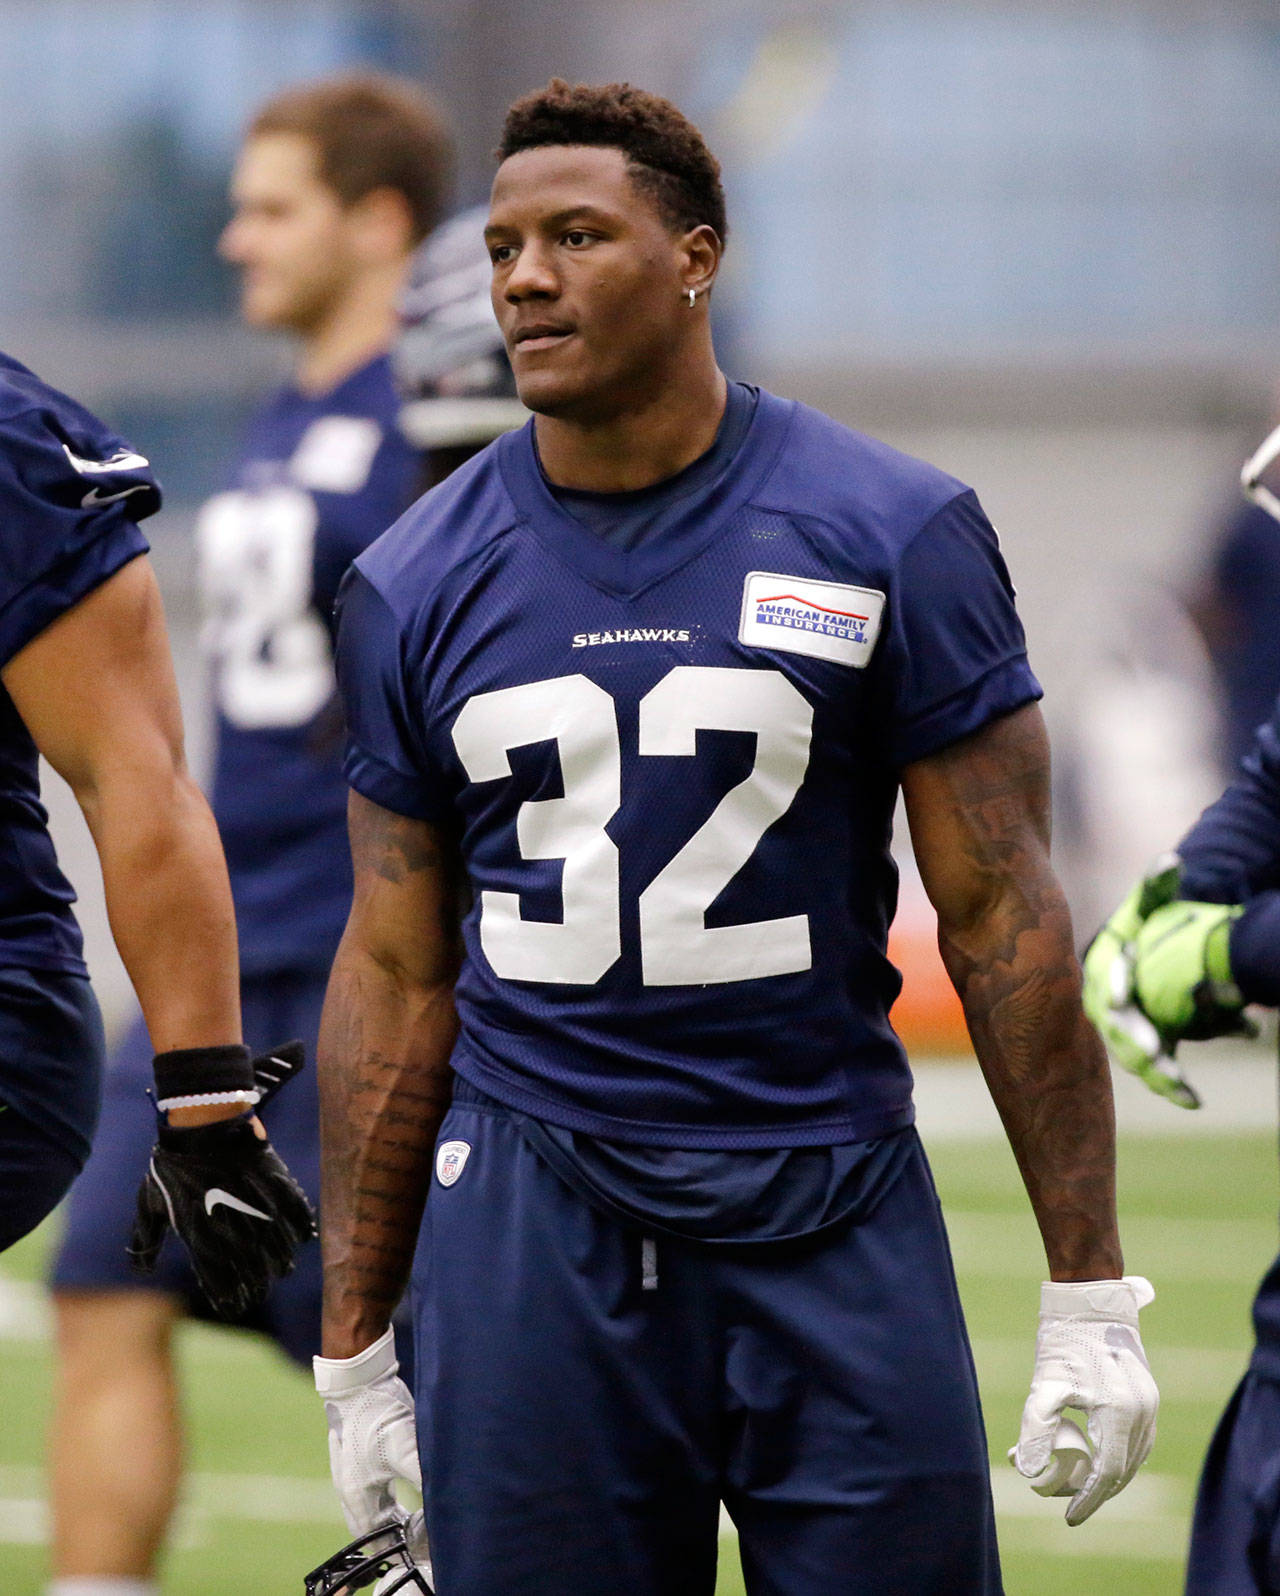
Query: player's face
219 134 359 333
486 145 699 422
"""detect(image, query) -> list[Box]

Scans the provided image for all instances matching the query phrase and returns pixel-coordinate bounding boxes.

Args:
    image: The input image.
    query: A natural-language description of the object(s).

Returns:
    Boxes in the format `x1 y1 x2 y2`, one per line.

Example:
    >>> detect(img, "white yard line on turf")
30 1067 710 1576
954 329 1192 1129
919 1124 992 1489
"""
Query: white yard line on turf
0 1465 1191 1550
970 1337 1248 1400
912 1051 1277 1141
0 1465 343 1548
0 1276 44 1339
990 1466 1192 1561
946 1211 1276 1279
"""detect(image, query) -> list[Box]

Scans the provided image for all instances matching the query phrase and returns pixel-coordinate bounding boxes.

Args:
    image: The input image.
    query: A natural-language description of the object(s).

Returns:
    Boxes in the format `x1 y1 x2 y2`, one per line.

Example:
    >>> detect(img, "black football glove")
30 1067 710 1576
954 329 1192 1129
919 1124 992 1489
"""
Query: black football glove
250 1038 307 1110
129 1043 317 1318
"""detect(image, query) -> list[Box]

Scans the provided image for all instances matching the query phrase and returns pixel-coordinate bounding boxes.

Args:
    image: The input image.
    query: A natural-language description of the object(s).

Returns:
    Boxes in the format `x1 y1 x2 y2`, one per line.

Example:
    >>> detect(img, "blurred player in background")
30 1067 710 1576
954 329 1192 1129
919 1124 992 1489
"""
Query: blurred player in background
310 80 1158 1596
42 73 477 1596
1188 469 1280 772
1085 435 1280 1596
0 354 311 1278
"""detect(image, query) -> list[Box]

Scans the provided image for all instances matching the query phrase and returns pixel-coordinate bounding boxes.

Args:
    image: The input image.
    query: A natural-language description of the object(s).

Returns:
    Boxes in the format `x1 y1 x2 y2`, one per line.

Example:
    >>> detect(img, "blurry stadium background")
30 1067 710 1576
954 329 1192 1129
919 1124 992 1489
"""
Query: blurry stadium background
4 2 1280 1591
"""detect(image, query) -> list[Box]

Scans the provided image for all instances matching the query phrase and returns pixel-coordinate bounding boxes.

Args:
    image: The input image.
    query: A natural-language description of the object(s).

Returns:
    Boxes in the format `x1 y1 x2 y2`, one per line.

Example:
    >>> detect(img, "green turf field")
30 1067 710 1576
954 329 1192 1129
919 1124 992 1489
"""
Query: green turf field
1 1129 1274 1594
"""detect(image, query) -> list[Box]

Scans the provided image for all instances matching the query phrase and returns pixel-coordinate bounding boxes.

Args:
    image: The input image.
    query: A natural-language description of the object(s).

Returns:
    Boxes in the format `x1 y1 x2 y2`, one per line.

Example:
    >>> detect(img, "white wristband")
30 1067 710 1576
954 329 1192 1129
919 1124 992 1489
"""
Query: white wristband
313 1326 397 1395
156 1089 261 1112
1040 1275 1155 1322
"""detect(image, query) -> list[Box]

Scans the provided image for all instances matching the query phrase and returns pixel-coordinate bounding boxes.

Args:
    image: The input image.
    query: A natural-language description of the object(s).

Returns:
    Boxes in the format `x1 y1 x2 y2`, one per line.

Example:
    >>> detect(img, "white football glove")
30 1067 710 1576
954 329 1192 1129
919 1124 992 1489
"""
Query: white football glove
1010 1276 1159 1526
314 1327 423 1538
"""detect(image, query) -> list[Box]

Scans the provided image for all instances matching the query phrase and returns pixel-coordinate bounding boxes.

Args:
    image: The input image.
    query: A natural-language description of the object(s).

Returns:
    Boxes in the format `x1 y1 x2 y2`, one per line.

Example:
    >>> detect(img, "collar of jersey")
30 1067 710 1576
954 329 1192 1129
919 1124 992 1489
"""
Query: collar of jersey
276 351 393 415
495 387 796 599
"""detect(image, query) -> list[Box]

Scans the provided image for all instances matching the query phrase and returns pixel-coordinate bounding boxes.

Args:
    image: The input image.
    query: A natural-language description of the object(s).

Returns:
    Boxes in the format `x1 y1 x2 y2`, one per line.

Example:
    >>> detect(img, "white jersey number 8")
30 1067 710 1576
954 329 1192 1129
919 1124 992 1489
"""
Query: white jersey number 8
197 486 333 730
451 666 813 987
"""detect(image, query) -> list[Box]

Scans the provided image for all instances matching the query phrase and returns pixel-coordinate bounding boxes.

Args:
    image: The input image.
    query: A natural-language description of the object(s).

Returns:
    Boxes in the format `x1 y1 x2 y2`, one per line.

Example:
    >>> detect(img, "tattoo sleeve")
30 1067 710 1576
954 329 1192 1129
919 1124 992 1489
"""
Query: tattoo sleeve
318 793 462 1358
902 703 1123 1280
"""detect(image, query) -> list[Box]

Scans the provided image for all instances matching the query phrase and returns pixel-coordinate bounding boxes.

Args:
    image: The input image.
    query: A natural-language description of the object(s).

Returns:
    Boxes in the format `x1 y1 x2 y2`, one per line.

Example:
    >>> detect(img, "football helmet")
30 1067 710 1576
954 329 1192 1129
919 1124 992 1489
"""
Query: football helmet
304 1520 433 1595
394 204 526 454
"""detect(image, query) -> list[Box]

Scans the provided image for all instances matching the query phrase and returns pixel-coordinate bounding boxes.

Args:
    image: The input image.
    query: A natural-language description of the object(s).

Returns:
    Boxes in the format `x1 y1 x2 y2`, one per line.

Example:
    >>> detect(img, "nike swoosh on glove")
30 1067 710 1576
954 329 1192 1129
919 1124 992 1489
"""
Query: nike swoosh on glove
251 1039 307 1109
129 1106 316 1318
1011 1276 1159 1526
315 1328 424 1540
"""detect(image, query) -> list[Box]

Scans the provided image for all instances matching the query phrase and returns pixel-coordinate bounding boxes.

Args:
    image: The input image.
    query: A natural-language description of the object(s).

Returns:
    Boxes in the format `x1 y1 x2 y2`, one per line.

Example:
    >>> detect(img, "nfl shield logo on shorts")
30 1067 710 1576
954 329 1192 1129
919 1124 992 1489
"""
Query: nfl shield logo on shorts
436 1140 471 1188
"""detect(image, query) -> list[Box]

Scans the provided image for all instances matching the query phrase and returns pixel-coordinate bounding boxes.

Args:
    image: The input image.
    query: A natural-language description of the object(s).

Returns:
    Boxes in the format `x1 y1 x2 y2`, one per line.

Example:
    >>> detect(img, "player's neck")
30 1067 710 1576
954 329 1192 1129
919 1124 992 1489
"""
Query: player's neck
534 358 728 493
293 262 405 398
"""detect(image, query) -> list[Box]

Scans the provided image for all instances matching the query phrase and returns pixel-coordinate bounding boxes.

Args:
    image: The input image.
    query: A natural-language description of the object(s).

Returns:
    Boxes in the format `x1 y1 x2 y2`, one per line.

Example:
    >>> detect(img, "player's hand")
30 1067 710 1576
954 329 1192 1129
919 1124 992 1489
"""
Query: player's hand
129 1048 317 1317
1011 1276 1159 1526
1081 856 1201 1108
1132 900 1249 1041
314 1328 423 1538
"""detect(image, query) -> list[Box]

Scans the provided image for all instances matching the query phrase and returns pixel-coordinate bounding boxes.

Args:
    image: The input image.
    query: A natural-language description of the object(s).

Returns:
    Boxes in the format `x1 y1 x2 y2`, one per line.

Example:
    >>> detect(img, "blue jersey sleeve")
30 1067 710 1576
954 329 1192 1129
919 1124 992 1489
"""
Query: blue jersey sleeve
0 399 159 666
311 429 420 636
1214 500 1280 616
335 566 453 823
1178 703 1280 1004
876 491 1042 767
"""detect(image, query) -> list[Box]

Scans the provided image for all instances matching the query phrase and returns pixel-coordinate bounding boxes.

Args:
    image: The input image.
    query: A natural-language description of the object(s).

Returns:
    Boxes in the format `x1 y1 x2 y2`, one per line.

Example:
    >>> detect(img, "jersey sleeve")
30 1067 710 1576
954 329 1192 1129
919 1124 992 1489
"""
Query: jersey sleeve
1178 701 1280 1004
334 565 454 823
1213 501 1276 611
0 401 160 666
309 434 420 646
875 490 1042 768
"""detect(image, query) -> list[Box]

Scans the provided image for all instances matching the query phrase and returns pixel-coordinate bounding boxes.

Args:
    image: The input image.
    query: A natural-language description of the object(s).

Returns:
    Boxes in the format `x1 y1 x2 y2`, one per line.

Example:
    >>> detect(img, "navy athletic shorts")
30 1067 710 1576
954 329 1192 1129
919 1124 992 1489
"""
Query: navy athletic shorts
411 1088 1002 1596
49 970 328 1367
1186 1370 1280 1595
0 965 105 1252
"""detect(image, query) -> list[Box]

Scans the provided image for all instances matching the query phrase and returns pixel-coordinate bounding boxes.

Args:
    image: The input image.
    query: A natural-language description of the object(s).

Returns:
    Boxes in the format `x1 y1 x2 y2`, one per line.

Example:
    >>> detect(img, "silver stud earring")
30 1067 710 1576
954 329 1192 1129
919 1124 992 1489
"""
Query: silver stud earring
686 287 697 308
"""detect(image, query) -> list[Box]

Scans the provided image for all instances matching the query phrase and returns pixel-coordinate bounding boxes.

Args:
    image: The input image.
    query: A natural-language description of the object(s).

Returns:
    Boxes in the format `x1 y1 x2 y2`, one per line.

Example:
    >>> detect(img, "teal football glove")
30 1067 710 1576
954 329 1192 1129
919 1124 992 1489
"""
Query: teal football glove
1081 856 1201 1109
1132 900 1247 1042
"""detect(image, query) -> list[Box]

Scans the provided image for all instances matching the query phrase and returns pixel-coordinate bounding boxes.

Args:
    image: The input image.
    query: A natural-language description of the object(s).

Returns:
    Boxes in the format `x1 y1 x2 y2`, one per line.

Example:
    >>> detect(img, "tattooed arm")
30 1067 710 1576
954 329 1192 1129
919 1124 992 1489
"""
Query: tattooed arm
902 701 1122 1281
318 790 462 1359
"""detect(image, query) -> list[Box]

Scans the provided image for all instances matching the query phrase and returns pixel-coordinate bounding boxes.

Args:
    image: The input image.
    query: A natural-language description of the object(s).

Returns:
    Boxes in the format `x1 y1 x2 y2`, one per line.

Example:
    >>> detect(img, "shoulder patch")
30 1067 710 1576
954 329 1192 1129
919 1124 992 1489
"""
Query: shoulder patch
290 417 382 494
62 442 150 477
738 571 884 668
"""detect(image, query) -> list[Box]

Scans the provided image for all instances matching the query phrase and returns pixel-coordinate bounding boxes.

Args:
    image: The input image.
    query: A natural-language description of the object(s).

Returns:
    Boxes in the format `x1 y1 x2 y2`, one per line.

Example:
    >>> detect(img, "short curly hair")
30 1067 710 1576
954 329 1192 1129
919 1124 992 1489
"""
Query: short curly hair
497 80 727 245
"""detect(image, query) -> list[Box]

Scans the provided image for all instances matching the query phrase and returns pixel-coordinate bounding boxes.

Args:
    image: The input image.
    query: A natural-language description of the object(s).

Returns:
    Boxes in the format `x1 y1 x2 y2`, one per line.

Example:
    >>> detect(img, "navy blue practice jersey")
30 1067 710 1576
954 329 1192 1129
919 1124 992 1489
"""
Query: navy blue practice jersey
1177 694 1280 1378
1204 500 1280 768
0 351 160 973
198 355 418 976
1179 697 1280 1009
336 389 1041 1147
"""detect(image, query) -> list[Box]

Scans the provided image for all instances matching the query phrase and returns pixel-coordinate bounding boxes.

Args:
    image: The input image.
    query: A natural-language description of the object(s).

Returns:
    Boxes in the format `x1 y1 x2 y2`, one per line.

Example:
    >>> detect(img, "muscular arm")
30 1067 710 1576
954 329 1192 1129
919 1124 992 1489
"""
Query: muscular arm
319 790 461 1359
903 702 1122 1281
2 555 241 1066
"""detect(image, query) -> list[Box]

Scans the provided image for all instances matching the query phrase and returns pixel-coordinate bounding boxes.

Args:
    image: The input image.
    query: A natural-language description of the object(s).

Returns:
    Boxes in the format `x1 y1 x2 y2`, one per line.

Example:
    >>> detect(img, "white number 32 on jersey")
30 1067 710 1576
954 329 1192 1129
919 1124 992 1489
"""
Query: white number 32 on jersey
451 666 813 988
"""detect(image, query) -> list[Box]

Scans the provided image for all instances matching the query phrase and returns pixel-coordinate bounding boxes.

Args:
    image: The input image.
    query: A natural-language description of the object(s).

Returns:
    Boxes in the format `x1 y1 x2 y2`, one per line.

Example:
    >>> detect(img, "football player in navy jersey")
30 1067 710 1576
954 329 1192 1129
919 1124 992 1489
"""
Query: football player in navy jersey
1084 471 1280 1590
1085 718 1280 1595
310 81 1159 1595
43 75 474 1596
0 353 312 1276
